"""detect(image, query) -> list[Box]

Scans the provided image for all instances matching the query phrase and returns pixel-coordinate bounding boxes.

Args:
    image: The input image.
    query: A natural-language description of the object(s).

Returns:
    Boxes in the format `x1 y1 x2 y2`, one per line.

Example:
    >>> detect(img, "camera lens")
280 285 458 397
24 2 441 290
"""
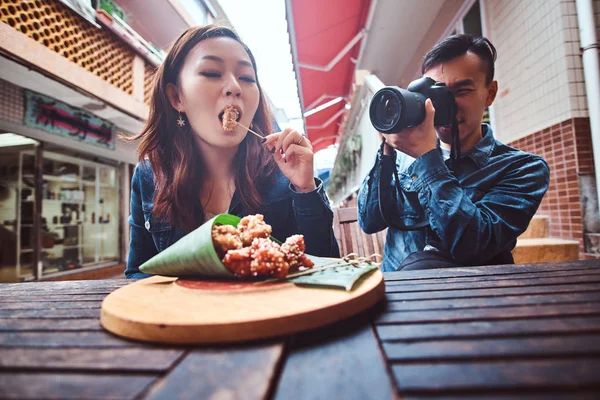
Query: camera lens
375 92 402 129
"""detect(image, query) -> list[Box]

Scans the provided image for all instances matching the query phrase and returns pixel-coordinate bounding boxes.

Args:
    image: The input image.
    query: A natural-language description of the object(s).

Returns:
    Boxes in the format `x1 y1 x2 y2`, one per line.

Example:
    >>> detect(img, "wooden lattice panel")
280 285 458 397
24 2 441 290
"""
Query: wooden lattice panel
144 63 156 105
0 78 24 124
0 0 134 95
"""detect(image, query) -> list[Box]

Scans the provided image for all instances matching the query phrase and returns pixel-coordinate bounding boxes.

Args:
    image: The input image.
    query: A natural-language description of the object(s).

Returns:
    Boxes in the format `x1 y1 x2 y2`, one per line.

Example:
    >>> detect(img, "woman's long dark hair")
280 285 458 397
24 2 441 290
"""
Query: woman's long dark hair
127 25 277 232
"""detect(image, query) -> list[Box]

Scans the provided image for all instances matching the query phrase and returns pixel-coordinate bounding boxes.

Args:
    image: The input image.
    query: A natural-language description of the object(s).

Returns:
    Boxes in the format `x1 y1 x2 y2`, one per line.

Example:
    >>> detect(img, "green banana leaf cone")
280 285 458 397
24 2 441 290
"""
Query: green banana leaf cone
138 214 378 291
139 214 241 278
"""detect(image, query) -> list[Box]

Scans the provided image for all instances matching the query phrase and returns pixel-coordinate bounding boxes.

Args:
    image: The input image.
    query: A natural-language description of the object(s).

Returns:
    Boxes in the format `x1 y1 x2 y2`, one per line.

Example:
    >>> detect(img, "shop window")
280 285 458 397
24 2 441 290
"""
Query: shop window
0 143 120 281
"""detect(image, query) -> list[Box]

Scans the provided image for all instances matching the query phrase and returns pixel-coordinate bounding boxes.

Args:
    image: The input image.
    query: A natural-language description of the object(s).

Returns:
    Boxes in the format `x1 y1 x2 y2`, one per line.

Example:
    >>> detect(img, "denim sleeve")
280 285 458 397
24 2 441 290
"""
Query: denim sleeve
357 150 399 234
124 164 155 279
400 149 550 264
290 178 340 258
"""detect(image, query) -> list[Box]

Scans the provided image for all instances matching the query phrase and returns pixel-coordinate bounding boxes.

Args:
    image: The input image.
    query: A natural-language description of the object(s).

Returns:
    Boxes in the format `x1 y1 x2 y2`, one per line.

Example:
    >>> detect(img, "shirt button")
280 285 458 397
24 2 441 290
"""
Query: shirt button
145 220 150 230
412 175 418 181
405 184 411 190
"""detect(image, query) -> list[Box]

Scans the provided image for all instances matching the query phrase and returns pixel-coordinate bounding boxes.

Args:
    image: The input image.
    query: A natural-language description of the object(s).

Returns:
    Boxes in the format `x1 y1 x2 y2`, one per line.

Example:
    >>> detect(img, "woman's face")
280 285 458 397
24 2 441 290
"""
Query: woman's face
168 37 260 148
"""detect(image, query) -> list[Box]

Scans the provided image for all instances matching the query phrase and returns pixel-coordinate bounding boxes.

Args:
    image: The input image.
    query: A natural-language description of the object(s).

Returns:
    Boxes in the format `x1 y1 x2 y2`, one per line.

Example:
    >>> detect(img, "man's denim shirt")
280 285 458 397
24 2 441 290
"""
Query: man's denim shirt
125 162 340 278
358 124 550 272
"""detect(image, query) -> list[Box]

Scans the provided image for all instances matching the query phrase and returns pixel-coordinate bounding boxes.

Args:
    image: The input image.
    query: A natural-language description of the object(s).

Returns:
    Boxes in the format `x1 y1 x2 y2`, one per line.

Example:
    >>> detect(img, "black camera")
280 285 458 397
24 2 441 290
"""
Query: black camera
369 77 456 134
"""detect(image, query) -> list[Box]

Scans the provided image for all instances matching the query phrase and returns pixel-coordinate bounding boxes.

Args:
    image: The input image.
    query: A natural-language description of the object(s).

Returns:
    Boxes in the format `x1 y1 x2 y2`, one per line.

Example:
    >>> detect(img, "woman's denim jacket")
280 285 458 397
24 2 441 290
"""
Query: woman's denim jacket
125 162 340 278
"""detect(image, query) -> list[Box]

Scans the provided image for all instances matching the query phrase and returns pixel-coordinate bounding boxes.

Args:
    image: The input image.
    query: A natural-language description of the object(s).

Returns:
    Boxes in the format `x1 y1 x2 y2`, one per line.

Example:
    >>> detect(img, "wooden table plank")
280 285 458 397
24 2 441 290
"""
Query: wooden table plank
142 343 283 400
376 316 600 341
0 318 101 331
273 311 396 400
385 269 600 286
404 392 600 400
387 291 600 311
0 301 101 310
385 274 600 293
386 284 600 301
376 302 600 324
0 331 142 347
0 348 183 372
0 295 107 302
0 290 118 297
383 260 600 281
383 334 600 361
380 264 600 397
0 309 101 318
1 262 598 398
0 372 156 400
0 280 130 292
391 359 600 393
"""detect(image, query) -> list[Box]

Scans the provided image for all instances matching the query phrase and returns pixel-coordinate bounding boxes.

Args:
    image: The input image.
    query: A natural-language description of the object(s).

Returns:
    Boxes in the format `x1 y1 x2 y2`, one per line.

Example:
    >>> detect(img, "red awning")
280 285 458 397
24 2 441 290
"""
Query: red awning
286 0 371 152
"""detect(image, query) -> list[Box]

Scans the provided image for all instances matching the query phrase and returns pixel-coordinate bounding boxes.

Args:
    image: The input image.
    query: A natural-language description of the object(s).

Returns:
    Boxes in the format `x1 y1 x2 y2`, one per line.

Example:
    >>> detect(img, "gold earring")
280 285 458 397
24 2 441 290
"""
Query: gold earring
177 111 185 128
250 123 254 129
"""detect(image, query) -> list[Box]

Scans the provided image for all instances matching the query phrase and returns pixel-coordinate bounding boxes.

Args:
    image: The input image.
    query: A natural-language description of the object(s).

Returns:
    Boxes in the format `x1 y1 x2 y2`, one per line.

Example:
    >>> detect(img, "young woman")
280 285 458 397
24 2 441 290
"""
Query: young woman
125 25 340 279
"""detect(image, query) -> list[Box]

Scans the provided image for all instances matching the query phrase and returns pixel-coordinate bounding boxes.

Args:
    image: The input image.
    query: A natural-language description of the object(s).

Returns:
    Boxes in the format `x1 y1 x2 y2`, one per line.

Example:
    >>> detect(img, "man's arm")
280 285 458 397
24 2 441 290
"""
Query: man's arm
400 149 550 264
358 144 421 234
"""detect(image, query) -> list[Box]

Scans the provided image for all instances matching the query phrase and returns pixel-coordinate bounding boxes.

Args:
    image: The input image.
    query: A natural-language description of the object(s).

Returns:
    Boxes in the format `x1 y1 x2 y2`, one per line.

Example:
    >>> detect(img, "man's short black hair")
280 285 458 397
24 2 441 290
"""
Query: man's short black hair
421 34 497 85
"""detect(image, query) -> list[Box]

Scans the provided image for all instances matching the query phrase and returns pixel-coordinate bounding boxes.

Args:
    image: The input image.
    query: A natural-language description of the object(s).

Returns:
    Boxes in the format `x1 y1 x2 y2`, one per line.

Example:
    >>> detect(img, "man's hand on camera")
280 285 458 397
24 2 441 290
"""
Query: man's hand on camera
382 98 437 158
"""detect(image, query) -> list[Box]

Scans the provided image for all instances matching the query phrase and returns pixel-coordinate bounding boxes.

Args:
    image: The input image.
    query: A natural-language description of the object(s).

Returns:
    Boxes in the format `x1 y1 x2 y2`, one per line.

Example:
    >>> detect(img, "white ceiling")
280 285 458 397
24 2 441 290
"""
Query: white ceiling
0 55 145 134
358 0 448 85
117 0 194 49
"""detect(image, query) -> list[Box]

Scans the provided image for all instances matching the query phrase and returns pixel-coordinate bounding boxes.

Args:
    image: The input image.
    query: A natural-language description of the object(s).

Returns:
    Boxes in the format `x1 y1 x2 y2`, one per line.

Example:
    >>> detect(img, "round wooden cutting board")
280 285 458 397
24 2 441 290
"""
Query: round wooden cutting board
100 270 385 345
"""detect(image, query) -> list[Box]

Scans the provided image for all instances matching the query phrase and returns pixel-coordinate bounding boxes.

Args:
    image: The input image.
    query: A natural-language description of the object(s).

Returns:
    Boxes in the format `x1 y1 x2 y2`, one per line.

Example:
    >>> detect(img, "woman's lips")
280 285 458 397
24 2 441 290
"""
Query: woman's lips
218 106 242 122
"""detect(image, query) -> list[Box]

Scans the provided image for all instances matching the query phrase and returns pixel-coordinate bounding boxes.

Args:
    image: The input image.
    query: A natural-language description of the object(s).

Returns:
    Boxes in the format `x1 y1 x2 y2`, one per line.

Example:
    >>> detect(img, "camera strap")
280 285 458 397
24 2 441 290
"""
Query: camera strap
377 140 430 231
449 106 461 165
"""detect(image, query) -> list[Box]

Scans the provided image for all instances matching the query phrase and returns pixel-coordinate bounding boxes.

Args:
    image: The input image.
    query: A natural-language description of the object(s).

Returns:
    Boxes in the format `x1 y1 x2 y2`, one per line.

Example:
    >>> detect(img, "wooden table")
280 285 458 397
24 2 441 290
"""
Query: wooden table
1 260 600 399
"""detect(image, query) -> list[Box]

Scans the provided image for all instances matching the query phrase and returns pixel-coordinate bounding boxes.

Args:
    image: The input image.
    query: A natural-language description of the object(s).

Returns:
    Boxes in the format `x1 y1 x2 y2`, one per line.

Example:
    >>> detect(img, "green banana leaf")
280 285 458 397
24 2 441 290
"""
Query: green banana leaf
288 257 378 291
139 214 379 291
139 214 240 278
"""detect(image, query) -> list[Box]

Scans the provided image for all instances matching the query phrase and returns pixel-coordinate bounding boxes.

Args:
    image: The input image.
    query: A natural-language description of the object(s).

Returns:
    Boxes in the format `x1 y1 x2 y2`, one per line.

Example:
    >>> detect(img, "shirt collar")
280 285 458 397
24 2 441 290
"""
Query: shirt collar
460 123 495 168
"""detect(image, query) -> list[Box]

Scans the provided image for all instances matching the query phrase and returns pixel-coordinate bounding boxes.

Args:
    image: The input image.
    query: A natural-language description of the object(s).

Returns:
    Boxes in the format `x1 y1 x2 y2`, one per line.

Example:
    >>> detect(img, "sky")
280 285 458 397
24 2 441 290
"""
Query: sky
218 0 337 170
218 0 304 133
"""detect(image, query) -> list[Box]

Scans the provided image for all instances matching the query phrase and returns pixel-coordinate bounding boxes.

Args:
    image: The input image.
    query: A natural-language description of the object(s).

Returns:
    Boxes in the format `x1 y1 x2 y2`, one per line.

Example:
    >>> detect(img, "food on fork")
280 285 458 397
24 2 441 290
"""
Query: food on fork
222 105 239 131
212 214 314 278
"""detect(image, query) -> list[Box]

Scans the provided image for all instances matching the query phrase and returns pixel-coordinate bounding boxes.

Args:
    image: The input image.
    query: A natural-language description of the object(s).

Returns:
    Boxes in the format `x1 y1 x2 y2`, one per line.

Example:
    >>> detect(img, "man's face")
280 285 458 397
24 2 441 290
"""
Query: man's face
424 52 497 147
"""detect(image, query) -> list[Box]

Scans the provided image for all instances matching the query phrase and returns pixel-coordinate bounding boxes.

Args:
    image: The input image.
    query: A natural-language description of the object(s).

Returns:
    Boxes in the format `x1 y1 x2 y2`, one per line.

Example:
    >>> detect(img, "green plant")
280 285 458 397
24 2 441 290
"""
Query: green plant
98 0 126 21
326 134 362 197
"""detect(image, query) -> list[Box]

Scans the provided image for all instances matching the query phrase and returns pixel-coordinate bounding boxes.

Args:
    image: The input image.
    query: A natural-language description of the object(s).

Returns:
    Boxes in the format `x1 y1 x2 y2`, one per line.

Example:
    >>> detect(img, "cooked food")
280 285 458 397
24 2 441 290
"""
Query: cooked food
238 214 271 246
212 224 243 258
222 105 239 131
212 214 314 278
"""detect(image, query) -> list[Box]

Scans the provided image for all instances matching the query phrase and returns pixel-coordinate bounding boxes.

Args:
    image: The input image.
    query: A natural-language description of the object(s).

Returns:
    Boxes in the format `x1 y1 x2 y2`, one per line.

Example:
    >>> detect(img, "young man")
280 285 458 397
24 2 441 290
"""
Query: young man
358 35 550 271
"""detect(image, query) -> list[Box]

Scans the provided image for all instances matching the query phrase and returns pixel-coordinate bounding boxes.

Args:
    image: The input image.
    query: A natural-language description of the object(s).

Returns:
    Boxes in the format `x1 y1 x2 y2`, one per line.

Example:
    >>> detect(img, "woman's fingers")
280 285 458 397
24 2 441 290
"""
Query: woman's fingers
263 129 312 162
282 143 313 162
273 128 292 153
263 132 280 149
281 130 311 154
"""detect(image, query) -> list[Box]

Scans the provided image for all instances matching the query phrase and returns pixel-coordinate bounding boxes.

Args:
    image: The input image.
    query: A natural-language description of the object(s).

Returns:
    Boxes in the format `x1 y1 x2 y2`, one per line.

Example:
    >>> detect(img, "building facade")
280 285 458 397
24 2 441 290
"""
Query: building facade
0 0 224 282
310 0 599 259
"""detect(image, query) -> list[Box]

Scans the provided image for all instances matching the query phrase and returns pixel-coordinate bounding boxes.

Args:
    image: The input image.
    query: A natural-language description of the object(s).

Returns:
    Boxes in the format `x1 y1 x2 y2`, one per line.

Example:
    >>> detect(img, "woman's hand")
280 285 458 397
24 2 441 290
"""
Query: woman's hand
264 128 317 192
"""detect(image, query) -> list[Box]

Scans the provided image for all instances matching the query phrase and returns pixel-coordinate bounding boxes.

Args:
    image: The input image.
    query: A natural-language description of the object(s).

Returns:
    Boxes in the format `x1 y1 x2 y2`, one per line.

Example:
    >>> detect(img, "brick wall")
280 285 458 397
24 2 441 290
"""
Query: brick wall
485 0 589 144
510 117 596 257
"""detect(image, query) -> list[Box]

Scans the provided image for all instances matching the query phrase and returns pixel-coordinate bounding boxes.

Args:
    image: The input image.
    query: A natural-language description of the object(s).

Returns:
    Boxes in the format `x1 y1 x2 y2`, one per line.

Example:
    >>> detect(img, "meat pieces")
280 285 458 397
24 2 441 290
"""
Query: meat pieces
222 105 239 131
212 214 313 279
238 214 272 246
